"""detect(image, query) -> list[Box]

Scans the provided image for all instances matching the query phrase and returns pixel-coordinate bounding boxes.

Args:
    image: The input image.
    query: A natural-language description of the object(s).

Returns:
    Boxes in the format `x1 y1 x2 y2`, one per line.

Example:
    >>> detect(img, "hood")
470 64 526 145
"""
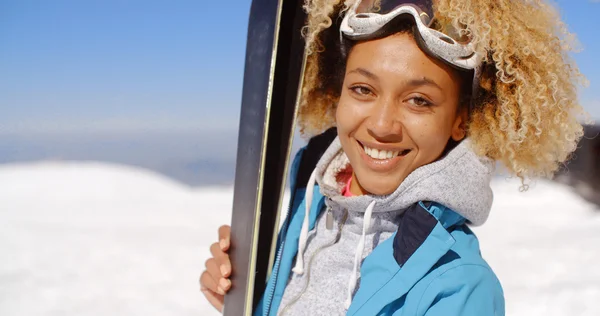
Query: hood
314 137 495 226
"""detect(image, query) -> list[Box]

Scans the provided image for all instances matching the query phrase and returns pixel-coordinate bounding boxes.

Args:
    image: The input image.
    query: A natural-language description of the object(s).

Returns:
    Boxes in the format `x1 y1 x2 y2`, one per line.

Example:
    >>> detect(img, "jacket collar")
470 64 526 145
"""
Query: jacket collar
347 203 459 315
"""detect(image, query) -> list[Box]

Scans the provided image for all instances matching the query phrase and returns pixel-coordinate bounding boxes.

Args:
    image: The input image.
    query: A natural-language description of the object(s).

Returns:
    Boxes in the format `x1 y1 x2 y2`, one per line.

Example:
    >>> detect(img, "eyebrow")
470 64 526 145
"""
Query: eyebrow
407 77 442 91
347 68 442 91
347 68 379 82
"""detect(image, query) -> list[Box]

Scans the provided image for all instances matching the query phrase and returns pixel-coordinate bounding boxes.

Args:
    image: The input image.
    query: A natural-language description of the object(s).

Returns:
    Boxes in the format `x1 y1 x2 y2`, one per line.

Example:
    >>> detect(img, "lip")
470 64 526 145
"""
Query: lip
355 140 410 172
359 140 407 152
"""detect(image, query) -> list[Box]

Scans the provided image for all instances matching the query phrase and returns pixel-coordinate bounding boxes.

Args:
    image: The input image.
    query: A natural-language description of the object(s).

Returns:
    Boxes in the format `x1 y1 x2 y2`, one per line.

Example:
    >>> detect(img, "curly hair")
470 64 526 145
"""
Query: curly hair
297 0 587 180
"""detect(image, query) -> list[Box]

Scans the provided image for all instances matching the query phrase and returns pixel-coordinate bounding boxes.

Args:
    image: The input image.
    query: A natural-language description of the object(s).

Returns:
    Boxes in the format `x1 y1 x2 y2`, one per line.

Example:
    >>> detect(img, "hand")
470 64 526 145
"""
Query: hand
200 225 232 313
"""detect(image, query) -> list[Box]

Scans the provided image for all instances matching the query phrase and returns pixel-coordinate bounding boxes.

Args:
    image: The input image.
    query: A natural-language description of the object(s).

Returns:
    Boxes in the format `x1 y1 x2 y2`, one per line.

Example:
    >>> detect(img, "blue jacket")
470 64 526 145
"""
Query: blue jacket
255 144 505 316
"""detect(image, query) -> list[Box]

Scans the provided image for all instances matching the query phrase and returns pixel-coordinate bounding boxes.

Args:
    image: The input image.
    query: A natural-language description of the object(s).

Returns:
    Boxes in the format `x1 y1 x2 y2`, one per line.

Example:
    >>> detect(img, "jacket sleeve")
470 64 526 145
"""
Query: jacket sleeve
414 264 505 316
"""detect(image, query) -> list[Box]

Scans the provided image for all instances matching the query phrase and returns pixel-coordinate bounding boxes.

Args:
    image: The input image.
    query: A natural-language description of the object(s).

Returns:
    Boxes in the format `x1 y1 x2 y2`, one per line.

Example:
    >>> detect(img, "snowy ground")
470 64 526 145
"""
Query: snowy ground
0 162 598 316
475 180 600 316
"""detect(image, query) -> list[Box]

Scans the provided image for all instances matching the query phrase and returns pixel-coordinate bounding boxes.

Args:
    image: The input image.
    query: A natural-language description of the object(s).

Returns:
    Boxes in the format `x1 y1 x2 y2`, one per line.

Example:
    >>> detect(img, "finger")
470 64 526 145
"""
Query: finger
206 258 232 293
207 257 232 292
205 259 228 294
206 259 231 295
210 242 232 278
201 287 224 312
200 269 224 295
218 225 231 251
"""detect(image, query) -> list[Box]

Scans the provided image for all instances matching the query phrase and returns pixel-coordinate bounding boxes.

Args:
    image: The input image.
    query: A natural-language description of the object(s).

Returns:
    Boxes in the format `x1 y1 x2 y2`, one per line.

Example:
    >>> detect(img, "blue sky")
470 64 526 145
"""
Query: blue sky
0 0 599 135
0 0 250 133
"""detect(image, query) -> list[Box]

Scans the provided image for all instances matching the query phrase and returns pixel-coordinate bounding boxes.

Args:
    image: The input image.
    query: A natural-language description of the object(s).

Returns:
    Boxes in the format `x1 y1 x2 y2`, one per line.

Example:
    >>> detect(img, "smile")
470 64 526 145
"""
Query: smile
362 145 411 160
356 140 412 172
359 140 412 160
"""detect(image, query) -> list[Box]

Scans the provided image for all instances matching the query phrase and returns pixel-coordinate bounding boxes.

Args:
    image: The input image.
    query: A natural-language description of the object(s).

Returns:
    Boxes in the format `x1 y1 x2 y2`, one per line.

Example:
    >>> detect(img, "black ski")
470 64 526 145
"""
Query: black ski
223 0 308 315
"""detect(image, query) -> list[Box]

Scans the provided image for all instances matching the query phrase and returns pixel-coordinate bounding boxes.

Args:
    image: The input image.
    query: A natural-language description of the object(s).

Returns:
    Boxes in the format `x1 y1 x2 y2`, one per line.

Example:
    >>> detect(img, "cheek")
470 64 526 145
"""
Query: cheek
403 112 455 152
335 93 361 133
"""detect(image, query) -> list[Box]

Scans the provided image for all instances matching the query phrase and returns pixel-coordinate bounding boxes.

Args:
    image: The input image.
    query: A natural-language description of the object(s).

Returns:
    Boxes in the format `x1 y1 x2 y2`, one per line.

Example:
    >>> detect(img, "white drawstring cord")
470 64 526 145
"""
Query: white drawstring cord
291 168 376 310
292 169 318 275
344 200 376 309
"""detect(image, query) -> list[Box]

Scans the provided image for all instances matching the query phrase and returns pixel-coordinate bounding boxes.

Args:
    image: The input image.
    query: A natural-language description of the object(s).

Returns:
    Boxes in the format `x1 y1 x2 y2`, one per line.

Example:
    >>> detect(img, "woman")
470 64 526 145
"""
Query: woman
200 0 585 315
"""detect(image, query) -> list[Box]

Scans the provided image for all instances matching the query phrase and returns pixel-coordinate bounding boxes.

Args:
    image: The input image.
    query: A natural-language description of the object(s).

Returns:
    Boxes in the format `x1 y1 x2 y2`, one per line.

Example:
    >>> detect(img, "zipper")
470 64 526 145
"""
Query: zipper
263 192 296 316
264 183 319 315
278 208 348 316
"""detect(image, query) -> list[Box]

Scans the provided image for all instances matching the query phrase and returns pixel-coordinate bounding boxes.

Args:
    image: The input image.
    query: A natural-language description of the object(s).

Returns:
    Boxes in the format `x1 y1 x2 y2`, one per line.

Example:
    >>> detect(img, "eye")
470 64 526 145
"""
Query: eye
406 96 433 107
349 85 374 97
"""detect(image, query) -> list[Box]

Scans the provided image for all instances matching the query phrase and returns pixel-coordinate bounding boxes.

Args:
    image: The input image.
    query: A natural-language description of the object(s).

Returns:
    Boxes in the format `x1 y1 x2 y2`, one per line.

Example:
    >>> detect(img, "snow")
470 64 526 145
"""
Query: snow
474 179 600 316
0 162 230 316
0 162 599 316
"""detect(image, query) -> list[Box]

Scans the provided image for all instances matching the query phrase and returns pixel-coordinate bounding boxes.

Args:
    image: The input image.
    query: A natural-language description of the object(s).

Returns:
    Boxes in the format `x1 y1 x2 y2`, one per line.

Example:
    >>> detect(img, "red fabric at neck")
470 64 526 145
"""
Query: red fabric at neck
342 177 354 197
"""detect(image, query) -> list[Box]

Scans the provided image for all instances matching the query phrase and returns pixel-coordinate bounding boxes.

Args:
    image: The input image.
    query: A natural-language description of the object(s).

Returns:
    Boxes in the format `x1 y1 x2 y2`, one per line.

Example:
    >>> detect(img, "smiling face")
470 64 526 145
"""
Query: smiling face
336 32 467 196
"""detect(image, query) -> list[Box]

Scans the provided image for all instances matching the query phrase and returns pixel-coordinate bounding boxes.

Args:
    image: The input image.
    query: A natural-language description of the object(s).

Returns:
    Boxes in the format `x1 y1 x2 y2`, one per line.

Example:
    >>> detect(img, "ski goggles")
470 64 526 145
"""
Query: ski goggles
340 0 482 71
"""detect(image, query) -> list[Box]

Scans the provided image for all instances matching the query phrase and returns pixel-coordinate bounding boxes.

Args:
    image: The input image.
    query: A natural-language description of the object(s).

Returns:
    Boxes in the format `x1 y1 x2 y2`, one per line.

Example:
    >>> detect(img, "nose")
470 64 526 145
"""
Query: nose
366 97 403 141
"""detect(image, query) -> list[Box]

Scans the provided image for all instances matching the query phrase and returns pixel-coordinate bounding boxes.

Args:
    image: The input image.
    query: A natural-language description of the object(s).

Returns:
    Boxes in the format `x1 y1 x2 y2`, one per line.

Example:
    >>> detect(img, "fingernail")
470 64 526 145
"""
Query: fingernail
217 286 225 295
220 278 231 290
220 239 227 250
220 264 229 276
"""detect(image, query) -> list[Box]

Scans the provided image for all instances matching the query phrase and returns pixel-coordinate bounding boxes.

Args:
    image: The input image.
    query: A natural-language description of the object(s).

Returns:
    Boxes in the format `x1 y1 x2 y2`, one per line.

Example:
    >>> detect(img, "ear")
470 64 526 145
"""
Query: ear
451 108 468 141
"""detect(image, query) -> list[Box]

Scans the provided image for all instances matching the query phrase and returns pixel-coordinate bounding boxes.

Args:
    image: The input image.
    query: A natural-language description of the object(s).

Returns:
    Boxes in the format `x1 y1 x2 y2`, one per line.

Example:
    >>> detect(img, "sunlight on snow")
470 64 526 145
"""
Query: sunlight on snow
0 162 598 316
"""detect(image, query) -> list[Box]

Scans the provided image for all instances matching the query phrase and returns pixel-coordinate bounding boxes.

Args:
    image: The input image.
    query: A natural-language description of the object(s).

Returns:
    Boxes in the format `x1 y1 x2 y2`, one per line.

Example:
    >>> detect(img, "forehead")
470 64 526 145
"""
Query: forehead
346 33 460 85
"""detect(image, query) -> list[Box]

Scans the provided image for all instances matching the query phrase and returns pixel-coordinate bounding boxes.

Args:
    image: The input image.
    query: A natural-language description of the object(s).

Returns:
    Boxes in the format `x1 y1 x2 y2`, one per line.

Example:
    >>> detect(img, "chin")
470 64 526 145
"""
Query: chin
357 175 401 196
368 187 396 196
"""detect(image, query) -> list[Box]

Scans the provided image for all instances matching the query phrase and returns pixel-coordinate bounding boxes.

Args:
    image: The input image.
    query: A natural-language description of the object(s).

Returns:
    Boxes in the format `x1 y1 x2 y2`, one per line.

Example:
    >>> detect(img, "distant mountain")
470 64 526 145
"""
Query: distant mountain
0 128 308 187
555 124 600 206
0 130 240 187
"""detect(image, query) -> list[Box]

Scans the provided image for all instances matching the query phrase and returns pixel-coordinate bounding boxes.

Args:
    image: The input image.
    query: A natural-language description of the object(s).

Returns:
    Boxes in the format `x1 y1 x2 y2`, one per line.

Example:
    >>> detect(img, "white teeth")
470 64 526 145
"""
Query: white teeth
363 145 402 160
372 148 380 158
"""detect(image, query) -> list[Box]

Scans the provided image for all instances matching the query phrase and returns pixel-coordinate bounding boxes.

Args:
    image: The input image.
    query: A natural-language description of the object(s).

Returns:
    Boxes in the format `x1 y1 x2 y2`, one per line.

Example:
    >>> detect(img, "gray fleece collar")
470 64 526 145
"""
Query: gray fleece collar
315 137 495 226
